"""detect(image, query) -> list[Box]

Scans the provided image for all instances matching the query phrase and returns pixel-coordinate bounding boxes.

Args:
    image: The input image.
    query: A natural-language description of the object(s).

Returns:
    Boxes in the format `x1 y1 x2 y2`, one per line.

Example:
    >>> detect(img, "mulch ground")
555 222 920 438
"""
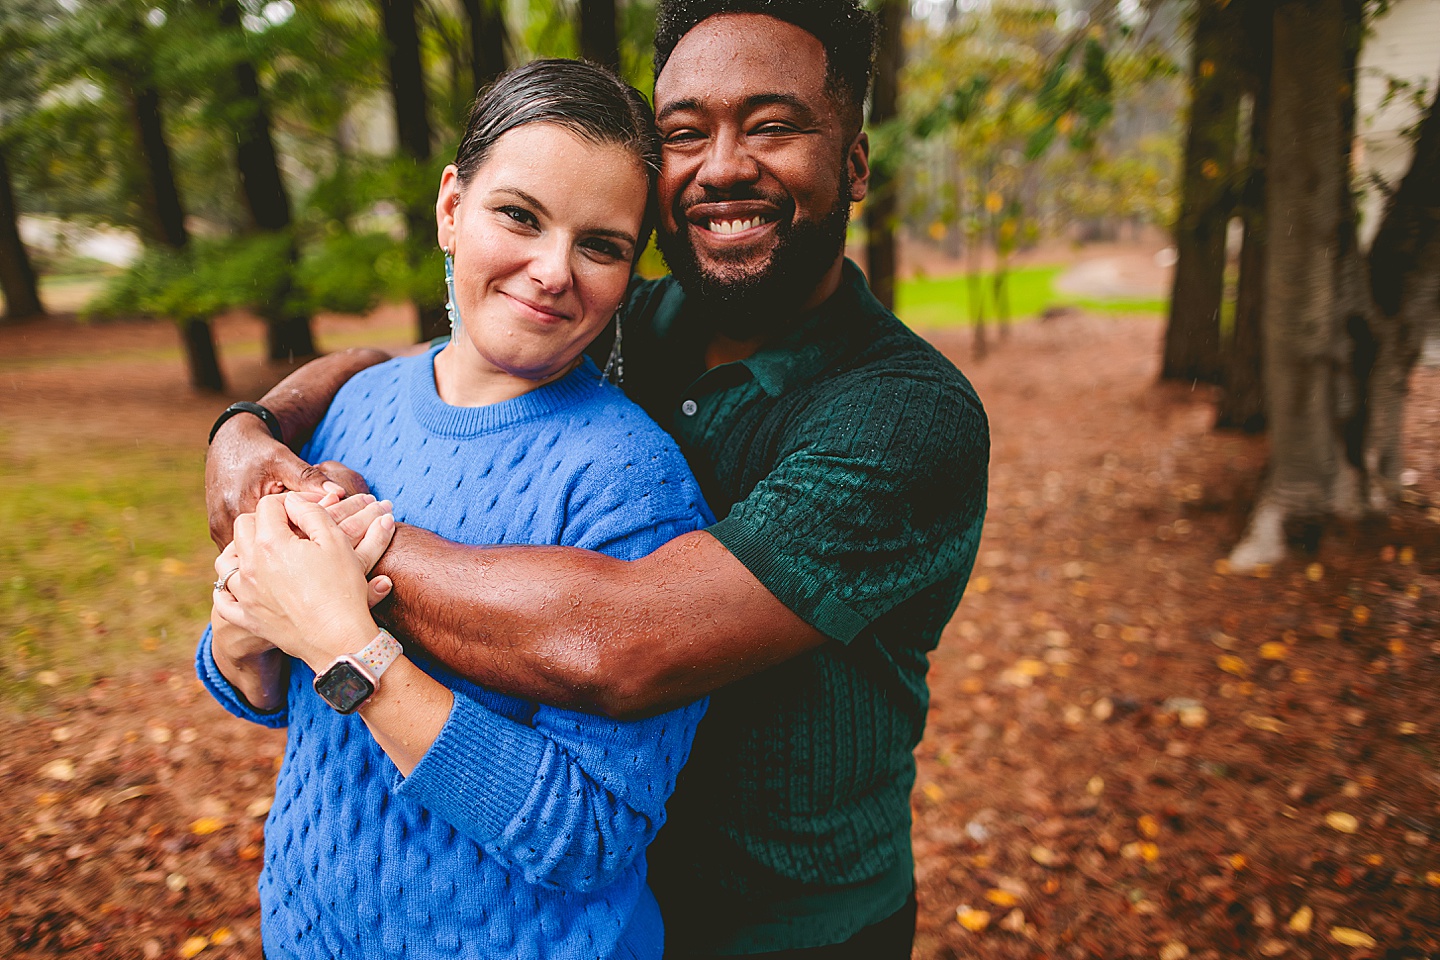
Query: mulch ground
1 309 1436 959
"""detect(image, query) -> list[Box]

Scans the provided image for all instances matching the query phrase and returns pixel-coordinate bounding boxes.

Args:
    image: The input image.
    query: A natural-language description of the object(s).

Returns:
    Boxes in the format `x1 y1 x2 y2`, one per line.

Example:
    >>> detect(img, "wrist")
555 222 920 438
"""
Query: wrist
306 613 382 673
209 401 285 446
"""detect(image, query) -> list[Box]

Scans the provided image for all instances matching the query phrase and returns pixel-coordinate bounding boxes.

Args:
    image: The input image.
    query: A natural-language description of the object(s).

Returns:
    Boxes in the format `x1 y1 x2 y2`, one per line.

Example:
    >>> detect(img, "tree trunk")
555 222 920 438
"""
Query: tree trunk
1162 0 1242 384
864 0 905 312
182 317 226 392
208 0 315 361
380 0 433 164
1229 0 1351 570
126 84 189 250
1360 68 1440 506
0 142 44 322
579 0 620 71
1216 1 1272 433
460 0 508 92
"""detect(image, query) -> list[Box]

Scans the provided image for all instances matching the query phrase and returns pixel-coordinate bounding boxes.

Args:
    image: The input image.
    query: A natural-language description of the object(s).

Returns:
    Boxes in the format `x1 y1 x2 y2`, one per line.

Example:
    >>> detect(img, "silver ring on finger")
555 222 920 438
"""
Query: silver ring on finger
214 567 241 595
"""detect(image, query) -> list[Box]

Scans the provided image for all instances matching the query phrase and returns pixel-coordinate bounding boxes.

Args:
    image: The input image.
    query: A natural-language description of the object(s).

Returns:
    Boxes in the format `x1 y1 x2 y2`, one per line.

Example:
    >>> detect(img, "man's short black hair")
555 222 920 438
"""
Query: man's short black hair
654 0 879 131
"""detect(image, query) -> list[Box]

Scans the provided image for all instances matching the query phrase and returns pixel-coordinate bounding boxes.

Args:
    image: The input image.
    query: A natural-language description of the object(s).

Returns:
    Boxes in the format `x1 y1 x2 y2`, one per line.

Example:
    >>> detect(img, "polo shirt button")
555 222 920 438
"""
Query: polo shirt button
681 399 698 416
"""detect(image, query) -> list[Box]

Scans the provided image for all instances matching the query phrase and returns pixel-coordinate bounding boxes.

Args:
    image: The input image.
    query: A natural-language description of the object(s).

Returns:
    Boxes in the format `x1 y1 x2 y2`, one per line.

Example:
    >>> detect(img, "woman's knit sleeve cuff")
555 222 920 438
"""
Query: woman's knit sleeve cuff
393 692 549 845
194 626 289 728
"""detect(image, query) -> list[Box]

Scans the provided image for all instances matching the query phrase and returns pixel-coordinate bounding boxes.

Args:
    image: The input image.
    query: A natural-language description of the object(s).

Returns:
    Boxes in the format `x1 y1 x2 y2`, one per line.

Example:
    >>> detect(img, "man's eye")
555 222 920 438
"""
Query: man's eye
498 205 538 227
663 129 705 145
753 122 797 136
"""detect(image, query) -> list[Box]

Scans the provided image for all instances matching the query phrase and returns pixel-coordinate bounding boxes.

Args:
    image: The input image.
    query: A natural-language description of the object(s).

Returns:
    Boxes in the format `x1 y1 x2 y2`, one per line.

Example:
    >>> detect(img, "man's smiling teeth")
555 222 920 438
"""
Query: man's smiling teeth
707 217 769 235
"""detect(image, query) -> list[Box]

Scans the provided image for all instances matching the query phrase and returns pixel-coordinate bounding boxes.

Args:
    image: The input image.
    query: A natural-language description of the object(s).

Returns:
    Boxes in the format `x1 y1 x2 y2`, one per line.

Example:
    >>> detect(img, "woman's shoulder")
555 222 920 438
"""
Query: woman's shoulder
559 381 689 471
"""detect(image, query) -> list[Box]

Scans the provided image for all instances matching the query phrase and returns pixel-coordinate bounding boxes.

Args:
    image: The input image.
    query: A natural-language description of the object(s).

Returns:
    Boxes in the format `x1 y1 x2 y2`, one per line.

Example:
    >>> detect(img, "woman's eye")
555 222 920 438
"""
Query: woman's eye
498 205 538 228
582 239 626 261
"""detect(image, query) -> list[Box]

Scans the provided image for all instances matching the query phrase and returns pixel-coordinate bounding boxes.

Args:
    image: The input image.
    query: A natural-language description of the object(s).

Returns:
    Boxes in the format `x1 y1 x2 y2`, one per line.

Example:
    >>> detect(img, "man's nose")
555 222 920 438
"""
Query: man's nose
696 129 760 192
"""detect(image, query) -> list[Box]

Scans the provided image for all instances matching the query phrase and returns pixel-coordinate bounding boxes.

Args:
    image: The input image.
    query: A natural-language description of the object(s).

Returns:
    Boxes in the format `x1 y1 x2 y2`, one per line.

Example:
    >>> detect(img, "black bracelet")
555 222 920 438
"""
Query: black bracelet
208 401 285 445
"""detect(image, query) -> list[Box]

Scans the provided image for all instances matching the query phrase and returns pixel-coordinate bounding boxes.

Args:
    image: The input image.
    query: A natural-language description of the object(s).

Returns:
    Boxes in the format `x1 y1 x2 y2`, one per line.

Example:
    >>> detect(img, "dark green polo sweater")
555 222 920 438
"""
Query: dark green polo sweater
616 261 990 955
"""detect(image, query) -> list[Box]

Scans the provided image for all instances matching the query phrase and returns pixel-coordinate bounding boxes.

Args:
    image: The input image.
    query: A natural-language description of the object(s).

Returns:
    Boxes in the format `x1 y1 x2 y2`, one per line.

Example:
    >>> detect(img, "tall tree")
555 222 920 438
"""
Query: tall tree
208 0 315 361
1161 0 1242 384
865 0 906 311
579 0 620 71
1215 0 1272 432
378 0 448 340
0 141 44 322
1229 0 1440 568
461 0 509 91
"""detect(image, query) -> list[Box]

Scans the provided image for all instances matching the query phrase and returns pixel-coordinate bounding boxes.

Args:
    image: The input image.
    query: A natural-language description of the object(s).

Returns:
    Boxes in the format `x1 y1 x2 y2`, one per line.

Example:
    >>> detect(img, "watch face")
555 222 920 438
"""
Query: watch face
314 662 375 714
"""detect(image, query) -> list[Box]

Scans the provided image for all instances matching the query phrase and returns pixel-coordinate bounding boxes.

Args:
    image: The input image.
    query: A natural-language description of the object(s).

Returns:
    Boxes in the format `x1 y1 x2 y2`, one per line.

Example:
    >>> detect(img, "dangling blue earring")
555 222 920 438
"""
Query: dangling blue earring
444 250 463 338
603 307 624 386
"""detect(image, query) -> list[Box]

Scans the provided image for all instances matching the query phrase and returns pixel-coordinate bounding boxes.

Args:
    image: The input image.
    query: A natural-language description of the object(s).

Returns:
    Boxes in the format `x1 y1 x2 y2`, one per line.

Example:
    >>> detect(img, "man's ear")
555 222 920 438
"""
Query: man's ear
847 132 871 203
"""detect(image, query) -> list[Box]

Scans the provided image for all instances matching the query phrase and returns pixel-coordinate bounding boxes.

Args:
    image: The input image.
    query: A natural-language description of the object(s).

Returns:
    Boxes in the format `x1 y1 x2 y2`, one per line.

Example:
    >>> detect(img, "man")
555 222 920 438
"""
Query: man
208 2 989 956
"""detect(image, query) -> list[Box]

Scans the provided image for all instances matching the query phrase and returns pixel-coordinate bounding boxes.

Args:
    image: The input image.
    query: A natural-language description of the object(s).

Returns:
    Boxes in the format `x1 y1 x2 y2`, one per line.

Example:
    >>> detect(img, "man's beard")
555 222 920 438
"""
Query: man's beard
657 175 852 340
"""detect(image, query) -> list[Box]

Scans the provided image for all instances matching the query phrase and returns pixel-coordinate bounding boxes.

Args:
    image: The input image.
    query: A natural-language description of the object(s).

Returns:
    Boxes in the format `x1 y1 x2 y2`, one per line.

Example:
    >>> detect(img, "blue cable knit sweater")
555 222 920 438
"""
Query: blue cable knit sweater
197 348 711 960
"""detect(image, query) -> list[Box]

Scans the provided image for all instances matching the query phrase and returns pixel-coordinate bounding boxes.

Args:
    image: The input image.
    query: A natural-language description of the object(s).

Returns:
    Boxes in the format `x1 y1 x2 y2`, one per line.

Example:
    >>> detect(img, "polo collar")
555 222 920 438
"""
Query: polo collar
697 259 882 399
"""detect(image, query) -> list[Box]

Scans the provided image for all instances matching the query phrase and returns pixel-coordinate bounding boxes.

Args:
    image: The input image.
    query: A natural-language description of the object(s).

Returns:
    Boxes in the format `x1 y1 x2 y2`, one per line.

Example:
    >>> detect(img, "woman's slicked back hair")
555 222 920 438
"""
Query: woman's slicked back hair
454 59 661 248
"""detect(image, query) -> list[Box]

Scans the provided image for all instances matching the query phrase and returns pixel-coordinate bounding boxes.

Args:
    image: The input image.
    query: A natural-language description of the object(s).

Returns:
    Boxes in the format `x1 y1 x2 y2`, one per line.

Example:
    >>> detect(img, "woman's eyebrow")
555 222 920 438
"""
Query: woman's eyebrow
493 186 551 217
492 185 635 247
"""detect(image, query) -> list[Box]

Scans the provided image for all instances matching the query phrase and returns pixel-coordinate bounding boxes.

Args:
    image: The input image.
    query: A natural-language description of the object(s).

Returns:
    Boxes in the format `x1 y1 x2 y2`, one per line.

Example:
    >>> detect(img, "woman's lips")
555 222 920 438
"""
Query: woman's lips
501 291 571 323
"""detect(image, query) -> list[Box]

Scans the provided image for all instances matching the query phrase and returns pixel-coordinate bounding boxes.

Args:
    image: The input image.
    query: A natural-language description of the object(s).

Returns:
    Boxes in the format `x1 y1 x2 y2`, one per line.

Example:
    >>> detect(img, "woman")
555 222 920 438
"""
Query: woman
198 60 710 960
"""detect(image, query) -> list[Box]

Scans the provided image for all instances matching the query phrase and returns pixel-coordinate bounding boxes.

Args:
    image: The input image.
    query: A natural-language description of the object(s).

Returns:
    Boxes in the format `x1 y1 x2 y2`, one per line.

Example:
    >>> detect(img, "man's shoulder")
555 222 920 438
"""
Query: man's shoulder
816 312 984 419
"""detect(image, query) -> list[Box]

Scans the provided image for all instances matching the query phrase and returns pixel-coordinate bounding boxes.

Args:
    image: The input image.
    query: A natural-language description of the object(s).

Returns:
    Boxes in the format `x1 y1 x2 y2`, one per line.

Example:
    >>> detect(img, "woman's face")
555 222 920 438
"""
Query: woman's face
435 123 648 385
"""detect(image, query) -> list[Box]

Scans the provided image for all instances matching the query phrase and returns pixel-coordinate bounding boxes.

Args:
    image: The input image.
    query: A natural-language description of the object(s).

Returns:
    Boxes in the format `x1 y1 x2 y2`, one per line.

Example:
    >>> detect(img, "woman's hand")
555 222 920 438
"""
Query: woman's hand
217 492 396 672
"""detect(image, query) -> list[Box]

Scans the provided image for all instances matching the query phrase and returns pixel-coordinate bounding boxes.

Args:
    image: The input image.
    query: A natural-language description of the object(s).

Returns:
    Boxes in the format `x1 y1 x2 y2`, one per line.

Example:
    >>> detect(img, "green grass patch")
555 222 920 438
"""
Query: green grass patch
895 265 1165 329
0 434 215 711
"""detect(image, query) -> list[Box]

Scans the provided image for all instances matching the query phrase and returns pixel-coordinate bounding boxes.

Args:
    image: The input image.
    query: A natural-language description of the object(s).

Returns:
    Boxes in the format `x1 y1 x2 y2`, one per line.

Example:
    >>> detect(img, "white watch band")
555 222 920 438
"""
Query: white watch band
353 629 403 679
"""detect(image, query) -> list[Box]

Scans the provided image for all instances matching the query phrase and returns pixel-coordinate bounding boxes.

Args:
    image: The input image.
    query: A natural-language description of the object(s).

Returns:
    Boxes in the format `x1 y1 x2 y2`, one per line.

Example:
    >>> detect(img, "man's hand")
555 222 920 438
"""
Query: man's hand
205 416 370 548
203 348 392 548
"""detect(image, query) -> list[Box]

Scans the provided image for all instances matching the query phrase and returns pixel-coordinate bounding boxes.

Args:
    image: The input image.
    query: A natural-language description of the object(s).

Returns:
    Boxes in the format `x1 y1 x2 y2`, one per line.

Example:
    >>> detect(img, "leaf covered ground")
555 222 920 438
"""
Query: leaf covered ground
0 309 1436 959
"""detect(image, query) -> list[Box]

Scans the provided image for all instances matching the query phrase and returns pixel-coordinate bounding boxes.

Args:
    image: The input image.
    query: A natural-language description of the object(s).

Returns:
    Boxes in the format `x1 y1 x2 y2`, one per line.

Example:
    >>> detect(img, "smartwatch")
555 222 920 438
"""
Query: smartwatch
313 629 403 714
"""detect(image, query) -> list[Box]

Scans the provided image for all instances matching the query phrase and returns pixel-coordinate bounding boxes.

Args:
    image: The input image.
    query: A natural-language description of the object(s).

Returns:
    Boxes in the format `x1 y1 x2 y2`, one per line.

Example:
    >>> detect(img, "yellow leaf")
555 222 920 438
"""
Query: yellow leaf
1407 584 1422 599
1291 668 1313 684
956 906 991 932
985 889 1019 908
1287 906 1313 934
190 817 226 836
209 928 234 946
922 783 944 802
178 936 209 958
1325 812 1360 834
1399 546 1414 564
1352 605 1371 624
1259 642 1288 661
1244 714 1286 734
1141 842 1160 862
1217 655 1249 676
40 759 76 782
1160 942 1189 960
1213 558 1231 575
1388 639 1407 655
1306 563 1324 581
1396 721 1419 735
1425 871 1440 887
985 192 1003 214
1229 853 1247 870
1015 658 1047 677
971 575 992 594
1030 845 1062 867
1138 815 1160 839
1329 927 1376 948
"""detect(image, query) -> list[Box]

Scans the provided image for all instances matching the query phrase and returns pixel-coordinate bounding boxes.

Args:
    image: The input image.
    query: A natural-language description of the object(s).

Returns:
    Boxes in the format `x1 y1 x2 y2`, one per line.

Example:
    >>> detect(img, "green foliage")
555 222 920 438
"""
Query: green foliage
93 233 292 321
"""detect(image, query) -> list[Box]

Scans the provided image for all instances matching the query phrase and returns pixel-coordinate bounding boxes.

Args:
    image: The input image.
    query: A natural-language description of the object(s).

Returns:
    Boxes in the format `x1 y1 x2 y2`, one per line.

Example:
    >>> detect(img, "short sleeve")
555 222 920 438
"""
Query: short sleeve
707 373 988 643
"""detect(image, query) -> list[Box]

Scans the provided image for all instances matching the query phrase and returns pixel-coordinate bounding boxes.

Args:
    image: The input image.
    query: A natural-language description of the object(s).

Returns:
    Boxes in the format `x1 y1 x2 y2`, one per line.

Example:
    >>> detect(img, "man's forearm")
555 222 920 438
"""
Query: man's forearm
373 525 825 718
260 348 391 449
